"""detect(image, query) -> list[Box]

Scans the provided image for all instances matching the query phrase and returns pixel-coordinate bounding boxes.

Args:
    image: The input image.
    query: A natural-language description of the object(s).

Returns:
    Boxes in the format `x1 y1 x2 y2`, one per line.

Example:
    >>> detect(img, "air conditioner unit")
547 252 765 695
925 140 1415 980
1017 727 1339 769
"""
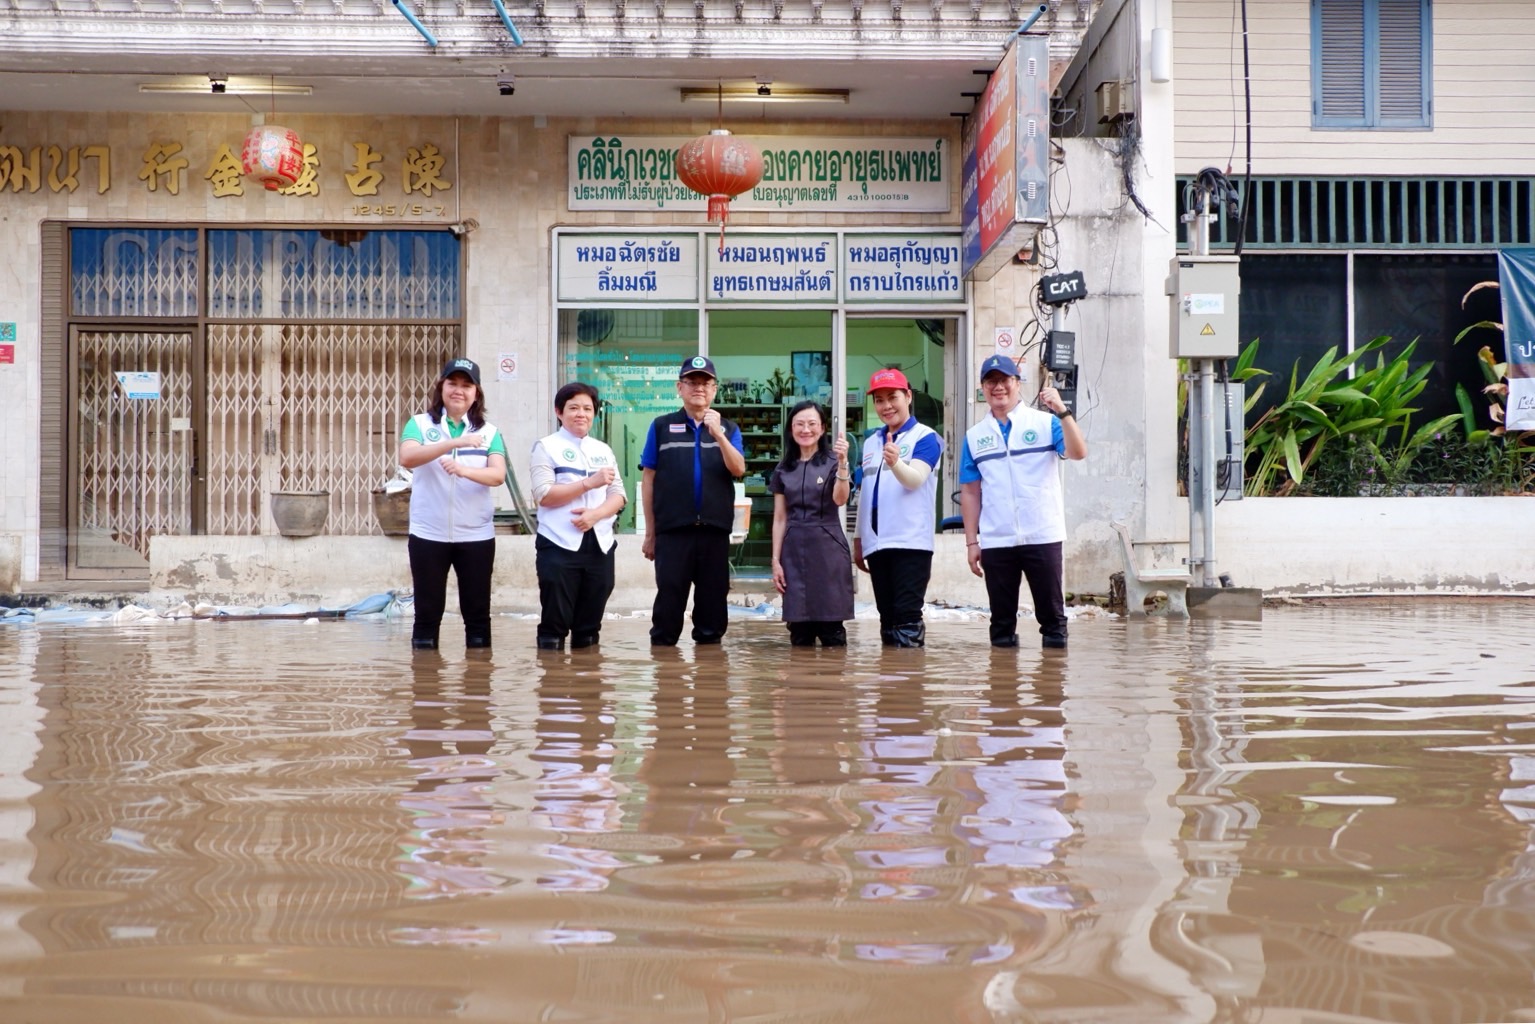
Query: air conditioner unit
1096 80 1132 123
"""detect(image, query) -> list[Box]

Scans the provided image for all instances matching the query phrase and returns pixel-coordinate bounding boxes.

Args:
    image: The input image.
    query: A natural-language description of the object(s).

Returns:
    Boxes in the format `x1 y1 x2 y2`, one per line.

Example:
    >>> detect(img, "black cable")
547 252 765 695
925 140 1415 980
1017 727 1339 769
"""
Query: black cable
1233 0 1253 255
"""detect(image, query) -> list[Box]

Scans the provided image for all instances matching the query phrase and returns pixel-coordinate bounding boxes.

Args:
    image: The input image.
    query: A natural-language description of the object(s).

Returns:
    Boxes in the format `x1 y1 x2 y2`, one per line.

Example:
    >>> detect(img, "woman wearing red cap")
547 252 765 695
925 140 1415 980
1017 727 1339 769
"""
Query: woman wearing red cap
853 367 944 647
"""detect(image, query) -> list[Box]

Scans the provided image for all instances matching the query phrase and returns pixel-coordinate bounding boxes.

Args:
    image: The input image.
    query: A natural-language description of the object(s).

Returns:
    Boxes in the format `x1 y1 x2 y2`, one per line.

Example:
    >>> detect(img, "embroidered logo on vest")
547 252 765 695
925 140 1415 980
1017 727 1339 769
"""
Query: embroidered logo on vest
1022 429 1039 444
562 448 577 461
425 428 442 442
974 433 998 452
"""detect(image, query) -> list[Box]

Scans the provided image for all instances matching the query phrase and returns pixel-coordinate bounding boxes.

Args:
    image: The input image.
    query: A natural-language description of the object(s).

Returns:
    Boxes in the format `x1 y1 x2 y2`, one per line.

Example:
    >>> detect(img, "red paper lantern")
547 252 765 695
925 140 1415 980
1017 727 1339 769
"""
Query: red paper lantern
241 124 305 191
676 129 764 249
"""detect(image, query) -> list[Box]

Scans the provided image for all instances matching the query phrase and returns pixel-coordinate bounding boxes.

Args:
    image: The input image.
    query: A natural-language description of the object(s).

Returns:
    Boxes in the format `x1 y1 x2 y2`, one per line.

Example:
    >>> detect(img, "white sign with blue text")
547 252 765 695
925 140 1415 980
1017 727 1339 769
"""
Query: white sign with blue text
569 136 951 214
557 234 700 302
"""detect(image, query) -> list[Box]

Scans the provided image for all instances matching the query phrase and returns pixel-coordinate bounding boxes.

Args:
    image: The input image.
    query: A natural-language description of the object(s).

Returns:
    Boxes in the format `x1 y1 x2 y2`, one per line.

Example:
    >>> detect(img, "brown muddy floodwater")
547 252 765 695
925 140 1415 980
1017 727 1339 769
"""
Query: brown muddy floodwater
1 602 1533 1024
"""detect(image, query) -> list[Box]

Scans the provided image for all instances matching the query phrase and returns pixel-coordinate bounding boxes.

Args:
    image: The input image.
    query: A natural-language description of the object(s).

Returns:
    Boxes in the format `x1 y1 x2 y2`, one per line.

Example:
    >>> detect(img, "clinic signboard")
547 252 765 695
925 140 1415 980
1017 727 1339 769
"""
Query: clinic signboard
961 33 1051 280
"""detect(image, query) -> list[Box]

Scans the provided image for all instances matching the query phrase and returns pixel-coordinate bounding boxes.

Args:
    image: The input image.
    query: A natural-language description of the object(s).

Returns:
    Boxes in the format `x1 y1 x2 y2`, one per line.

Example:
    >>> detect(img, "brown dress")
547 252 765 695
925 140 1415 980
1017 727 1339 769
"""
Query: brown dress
769 453 855 623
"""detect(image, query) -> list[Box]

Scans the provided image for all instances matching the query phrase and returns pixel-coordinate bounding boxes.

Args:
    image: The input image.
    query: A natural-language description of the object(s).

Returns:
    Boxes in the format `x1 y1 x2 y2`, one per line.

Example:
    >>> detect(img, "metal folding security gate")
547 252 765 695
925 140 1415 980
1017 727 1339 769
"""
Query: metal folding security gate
71 328 195 575
62 226 463 579
204 323 458 537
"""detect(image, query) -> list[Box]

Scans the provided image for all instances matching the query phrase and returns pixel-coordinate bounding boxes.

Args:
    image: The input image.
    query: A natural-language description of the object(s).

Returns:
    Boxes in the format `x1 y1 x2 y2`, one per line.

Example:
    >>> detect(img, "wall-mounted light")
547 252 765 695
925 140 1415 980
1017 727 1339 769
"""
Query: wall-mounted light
140 78 312 96
681 86 849 105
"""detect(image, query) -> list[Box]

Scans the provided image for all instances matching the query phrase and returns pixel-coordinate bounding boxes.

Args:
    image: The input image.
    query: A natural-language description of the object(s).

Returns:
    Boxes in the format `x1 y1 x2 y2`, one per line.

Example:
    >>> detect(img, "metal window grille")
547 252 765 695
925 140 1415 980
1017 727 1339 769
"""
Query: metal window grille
1177 177 1535 249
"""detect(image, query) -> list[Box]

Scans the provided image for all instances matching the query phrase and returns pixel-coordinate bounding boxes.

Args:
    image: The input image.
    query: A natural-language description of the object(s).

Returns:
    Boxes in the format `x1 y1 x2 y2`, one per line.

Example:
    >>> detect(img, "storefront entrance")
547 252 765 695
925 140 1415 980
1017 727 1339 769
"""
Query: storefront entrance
557 304 959 576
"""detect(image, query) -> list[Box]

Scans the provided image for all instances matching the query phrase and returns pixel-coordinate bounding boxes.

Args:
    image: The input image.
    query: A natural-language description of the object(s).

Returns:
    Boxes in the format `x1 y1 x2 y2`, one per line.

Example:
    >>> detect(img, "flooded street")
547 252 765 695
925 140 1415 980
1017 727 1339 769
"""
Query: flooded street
2 603 1533 1024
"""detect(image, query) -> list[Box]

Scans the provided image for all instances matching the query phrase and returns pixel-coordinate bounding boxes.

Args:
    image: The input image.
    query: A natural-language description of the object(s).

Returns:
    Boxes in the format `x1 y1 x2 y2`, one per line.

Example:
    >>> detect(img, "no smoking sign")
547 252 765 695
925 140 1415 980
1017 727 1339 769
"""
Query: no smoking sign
497 353 519 382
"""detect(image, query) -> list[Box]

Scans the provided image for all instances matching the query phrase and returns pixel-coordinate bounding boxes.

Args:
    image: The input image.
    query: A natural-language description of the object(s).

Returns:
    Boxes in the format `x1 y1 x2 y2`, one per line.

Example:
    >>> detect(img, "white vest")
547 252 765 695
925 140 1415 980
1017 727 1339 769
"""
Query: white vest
857 419 941 555
407 413 500 542
534 428 621 553
965 405 1065 548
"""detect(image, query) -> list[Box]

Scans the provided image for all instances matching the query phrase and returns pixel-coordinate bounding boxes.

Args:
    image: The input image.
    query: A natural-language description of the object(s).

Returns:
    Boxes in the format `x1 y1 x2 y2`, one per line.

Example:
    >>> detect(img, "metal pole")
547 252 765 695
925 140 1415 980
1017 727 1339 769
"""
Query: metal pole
1186 188 1216 585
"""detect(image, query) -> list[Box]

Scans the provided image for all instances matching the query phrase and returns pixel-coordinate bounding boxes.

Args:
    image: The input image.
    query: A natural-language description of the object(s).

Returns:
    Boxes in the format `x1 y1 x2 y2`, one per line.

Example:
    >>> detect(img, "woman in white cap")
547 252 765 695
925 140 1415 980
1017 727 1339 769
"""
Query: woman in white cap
397 358 507 650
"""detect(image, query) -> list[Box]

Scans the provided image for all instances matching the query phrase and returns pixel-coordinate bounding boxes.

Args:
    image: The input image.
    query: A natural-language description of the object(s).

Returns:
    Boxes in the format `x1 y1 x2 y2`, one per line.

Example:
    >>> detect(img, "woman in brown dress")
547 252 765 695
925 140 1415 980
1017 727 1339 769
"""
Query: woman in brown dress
769 401 855 645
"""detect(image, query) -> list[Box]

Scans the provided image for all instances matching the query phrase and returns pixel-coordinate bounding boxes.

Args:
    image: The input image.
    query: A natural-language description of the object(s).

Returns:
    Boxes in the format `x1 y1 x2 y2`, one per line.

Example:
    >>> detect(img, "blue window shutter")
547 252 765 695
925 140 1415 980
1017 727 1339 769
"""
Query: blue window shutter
1313 0 1430 129
1316 0 1367 125
1378 0 1430 125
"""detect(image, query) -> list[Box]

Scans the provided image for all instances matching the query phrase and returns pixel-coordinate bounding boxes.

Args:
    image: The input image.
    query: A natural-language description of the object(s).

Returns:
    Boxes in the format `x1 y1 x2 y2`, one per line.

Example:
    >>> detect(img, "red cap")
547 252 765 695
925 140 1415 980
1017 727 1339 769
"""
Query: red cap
867 367 910 392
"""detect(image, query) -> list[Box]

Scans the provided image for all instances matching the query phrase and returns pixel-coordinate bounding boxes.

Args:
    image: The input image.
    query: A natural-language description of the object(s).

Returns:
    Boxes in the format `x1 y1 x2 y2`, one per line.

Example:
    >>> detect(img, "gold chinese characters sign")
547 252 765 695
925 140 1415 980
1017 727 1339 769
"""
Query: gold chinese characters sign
0 137 454 210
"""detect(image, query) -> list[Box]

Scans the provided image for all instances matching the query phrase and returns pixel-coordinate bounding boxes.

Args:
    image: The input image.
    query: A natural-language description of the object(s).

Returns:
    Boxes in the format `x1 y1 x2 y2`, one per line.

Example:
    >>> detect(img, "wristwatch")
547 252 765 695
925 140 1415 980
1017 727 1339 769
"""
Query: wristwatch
1058 407 1074 419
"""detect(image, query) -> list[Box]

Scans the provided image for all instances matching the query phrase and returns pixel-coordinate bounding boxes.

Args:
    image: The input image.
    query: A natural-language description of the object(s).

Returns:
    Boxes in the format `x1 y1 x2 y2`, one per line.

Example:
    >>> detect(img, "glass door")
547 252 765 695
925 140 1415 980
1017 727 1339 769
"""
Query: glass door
709 309 835 574
847 316 960 530
558 308 701 534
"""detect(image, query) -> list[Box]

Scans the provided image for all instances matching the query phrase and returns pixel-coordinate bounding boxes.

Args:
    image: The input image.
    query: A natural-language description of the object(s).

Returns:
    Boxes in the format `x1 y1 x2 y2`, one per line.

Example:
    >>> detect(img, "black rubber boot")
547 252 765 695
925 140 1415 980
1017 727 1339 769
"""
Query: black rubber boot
535 636 563 651
466 634 492 649
888 622 926 648
879 627 898 647
1042 631 1067 649
411 635 438 650
991 633 1020 648
570 634 599 649
819 623 848 647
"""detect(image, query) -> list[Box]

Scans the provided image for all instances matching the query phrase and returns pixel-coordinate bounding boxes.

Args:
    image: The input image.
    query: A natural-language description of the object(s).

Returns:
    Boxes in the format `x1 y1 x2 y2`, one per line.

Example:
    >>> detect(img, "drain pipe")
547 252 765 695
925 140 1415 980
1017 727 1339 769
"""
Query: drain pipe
1006 3 1048 43
490 0 525 45
391 0 439 46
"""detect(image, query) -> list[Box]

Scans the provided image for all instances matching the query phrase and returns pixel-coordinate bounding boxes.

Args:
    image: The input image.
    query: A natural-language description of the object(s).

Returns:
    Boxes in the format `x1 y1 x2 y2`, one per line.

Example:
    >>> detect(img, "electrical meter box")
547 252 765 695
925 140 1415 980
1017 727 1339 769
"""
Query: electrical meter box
1167 255 1241 358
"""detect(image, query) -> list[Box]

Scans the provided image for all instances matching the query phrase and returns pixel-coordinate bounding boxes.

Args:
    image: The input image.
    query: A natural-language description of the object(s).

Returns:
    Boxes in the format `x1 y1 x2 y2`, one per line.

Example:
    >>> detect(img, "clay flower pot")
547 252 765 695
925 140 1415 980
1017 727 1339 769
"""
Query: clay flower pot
371 488 411 536
270 491 331 537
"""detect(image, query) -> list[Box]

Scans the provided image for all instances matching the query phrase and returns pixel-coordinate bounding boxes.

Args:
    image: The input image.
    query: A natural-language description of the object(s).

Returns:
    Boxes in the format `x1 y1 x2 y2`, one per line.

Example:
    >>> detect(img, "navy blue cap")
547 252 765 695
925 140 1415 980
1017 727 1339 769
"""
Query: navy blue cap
979 354 1021 382
679 355 718 380
440 358 481 386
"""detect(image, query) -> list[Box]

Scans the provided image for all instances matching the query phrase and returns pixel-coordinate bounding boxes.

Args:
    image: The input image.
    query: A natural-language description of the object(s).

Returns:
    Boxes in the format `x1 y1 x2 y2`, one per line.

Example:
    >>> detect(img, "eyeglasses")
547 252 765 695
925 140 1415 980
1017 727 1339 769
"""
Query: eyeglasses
681 377 717 388
983 376 1016 388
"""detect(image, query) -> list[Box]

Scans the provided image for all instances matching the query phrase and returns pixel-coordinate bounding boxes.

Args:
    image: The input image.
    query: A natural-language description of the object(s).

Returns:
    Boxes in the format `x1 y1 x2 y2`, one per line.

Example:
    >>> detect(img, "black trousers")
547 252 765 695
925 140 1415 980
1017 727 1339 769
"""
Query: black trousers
866 548 933 629
408 534 496 644
786 621 848 646
980 541 1066 643
536 531 616 646
651 527 731 645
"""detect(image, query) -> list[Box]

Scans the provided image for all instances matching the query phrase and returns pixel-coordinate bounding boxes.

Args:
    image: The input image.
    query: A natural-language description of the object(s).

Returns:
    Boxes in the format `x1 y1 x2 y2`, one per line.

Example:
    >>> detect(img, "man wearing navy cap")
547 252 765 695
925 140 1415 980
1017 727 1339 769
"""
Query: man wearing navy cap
639 355 746 646
958 354 1087 649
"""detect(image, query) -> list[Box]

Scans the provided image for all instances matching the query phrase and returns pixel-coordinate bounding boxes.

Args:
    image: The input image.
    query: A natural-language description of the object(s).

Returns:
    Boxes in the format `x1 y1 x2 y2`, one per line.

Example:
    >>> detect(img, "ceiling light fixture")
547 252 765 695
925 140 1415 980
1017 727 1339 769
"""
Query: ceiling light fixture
139 79 313 96
680 86 849 105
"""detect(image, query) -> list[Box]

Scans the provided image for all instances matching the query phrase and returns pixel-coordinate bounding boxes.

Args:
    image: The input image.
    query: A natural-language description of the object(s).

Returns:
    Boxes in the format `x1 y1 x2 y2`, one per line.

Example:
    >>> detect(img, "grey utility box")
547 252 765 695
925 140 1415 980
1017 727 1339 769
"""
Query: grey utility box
1167 255 1241 359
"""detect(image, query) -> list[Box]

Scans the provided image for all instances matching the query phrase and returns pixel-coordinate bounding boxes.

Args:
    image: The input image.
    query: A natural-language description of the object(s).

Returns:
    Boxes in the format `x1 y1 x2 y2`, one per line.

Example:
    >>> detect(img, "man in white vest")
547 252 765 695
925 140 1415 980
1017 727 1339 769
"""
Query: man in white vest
958 354 1088 649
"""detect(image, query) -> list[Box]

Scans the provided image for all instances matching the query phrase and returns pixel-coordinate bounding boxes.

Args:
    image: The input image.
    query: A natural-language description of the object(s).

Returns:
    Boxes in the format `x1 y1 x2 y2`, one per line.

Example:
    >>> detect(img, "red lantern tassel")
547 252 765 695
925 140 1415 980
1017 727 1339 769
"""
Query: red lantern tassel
709 195 731 252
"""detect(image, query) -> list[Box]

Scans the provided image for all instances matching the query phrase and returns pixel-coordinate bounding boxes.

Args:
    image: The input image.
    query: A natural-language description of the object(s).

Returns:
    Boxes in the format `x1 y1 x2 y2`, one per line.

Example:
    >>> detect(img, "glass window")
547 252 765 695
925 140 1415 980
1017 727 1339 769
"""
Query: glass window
1354 253 1500 423
1313 0 1431 129
70 228 199 317
1236 254 1349 421
207 229 460 320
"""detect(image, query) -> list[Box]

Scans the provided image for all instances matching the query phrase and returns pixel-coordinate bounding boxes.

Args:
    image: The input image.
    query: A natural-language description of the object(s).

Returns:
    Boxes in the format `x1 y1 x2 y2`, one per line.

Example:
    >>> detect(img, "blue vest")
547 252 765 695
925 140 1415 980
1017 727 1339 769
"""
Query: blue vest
647 409 738 533
965 406 1065 548
857 419 941 555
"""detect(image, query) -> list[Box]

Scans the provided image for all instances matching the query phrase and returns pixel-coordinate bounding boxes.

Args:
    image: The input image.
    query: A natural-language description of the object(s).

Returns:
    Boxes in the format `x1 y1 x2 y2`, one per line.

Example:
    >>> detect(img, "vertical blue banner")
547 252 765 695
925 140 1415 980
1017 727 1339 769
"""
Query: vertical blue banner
1496 250 1535 430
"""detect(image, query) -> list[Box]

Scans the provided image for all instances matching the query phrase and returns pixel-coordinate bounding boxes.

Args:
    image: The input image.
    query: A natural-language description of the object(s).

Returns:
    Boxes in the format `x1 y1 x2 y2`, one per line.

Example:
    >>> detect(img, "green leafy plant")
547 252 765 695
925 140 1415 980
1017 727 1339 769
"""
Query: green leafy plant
1239 336 1459 496
1453 280 1535 493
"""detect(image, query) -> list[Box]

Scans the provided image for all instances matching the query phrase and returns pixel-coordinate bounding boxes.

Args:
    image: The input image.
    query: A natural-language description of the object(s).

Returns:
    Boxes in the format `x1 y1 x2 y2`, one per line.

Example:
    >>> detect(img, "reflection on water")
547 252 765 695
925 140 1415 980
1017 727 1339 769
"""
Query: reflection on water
0 604 1532 1022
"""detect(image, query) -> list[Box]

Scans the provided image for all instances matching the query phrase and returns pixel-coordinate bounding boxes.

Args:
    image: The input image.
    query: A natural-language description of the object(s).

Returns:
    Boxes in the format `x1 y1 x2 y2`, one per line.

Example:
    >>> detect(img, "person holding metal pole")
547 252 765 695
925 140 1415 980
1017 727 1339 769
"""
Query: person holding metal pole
958 354 1087 649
